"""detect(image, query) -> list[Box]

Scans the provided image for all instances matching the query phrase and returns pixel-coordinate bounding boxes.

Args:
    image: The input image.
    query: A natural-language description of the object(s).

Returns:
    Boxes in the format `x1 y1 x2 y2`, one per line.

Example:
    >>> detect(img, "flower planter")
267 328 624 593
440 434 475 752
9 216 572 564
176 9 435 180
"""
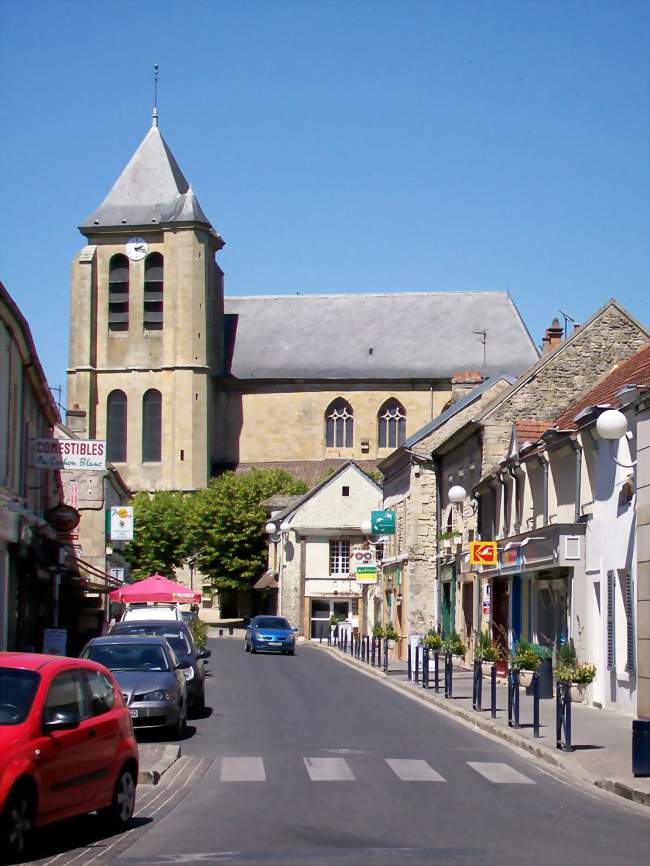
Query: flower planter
518 670 534 689
481 662 496 678
570 684 586 703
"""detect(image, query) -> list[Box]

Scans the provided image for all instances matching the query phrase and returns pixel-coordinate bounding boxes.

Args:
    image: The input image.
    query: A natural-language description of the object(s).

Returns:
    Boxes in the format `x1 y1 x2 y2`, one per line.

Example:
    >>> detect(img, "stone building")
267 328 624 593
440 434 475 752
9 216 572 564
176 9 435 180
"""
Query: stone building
66 116 539 496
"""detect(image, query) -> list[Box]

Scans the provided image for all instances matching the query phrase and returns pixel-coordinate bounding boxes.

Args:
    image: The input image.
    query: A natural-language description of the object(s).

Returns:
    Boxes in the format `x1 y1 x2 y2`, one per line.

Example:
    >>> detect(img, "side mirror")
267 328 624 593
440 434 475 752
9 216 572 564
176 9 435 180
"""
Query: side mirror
176 660 192 670
199 648 211 660
43 710 80 733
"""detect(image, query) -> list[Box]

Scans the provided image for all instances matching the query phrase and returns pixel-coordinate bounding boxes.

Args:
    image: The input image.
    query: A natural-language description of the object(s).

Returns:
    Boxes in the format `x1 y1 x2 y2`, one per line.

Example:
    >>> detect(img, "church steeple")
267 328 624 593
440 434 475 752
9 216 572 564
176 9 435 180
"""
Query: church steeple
80 124 221 246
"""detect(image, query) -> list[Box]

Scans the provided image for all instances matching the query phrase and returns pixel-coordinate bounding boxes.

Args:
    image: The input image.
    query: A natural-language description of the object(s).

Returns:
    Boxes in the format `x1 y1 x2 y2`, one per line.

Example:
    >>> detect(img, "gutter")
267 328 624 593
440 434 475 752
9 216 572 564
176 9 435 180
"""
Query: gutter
569 439 582 523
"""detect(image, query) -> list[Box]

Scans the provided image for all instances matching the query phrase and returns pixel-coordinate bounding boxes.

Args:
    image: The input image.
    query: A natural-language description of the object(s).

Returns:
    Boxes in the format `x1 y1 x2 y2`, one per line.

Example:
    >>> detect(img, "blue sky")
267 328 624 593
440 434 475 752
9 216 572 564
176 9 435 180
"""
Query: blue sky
1 0 648 398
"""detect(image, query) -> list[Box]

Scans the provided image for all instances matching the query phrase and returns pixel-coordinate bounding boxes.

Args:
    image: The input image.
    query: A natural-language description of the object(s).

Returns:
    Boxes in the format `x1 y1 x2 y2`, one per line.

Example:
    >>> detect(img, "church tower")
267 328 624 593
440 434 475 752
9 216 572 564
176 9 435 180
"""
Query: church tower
67 112 224 492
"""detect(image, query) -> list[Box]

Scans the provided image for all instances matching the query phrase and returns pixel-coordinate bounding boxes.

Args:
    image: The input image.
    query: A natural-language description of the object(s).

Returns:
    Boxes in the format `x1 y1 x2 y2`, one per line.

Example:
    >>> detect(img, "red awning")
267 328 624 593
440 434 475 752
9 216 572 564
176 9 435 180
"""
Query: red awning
109 573 201 604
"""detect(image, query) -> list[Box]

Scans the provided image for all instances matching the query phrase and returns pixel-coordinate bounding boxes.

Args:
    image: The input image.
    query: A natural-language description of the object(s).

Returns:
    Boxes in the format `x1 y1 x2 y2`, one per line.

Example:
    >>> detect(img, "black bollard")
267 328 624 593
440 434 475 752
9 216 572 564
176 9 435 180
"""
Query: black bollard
408 642 412 681
473 660 482 711
508 669 520 728
533 671 540 738
434 651 440 693
423 648 429 689
490 664 497 718
445 653 453 698
415 645 420 684
371 637 376 666
383 637 388 671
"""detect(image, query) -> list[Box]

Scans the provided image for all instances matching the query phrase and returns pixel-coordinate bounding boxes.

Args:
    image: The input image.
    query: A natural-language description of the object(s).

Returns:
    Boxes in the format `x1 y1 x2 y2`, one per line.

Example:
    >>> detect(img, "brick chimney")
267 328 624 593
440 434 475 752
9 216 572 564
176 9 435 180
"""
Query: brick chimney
450 371 483 402
542 318 564 354
66 403 87 435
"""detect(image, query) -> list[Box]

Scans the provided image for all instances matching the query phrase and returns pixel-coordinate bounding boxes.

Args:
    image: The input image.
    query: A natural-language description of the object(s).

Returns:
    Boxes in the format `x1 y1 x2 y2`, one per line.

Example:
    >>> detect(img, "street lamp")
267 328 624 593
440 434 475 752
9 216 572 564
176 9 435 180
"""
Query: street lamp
596 408 637 469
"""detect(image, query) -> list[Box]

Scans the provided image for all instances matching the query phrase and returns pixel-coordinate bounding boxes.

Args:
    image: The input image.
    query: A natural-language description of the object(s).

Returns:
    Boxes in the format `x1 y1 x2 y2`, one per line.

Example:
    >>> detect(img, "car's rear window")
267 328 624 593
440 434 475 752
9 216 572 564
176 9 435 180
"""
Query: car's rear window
83 643 170 671
0 668 40 725
113 625 191 654
254 617 291 629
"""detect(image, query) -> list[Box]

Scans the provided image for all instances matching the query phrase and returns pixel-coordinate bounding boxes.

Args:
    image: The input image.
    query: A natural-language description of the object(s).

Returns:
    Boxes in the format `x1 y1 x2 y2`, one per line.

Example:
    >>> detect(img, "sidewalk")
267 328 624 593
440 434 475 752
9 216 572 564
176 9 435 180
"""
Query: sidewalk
314 643 650 808
138 743 181 785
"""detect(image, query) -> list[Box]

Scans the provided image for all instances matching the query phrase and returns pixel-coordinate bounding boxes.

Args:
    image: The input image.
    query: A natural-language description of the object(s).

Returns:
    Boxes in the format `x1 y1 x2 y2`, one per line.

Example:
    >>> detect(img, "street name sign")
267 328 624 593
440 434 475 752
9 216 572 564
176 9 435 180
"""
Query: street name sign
371 510 395 535
470 541 497 566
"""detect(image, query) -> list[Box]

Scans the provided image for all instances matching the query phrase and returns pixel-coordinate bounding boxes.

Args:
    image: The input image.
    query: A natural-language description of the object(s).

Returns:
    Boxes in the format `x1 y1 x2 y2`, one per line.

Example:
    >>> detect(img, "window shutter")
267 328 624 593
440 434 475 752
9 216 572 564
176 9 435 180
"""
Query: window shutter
606 569 616 672
624 571 635 674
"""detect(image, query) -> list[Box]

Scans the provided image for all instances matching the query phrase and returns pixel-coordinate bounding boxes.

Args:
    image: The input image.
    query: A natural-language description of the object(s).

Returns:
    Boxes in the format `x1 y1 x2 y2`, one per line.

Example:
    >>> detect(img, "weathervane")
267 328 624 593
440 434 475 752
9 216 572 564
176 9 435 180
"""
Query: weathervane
152 63 159 127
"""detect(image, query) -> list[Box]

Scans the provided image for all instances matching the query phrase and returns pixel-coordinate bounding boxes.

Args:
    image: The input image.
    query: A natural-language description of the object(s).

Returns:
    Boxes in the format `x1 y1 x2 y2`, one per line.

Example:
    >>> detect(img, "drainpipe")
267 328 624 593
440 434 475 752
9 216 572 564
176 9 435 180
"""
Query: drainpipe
535 454 549 526
569 439 582 523
432 453 442 630
497 473 507 537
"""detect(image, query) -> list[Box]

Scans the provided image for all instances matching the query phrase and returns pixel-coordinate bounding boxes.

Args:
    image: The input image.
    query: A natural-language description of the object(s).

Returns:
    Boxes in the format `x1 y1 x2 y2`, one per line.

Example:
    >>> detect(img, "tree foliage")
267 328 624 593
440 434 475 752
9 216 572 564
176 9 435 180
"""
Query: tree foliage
122 491 191 581
187 469 306 590
122 470 306 590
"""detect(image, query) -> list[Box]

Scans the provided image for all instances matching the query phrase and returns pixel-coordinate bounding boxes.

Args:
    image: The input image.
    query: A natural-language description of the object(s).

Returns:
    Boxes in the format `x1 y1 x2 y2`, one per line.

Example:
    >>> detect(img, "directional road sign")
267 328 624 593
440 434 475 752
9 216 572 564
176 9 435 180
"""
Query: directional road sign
470 541 497 566
371 510 395 535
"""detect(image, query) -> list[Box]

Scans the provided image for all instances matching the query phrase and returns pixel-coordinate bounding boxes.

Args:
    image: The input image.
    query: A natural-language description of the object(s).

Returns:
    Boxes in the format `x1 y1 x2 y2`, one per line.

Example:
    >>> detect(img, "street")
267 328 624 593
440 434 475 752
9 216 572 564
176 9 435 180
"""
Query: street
19 637 649 866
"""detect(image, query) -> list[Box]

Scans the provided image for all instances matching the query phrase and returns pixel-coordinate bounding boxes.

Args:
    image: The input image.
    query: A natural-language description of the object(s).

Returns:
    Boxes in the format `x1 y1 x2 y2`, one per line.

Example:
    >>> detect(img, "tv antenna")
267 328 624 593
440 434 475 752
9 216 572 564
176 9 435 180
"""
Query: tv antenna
152 64 159 127
559 309 576 339
473 329 487 376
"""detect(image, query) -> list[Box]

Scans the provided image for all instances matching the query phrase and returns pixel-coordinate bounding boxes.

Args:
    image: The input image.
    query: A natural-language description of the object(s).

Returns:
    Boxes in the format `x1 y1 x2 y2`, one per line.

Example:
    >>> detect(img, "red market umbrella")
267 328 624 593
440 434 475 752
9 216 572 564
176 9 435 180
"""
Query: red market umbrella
109 573 201 605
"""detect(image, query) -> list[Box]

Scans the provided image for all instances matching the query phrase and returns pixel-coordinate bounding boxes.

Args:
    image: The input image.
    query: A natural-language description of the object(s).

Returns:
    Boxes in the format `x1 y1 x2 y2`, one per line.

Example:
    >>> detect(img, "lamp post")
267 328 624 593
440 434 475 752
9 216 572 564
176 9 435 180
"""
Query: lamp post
265 520 291 617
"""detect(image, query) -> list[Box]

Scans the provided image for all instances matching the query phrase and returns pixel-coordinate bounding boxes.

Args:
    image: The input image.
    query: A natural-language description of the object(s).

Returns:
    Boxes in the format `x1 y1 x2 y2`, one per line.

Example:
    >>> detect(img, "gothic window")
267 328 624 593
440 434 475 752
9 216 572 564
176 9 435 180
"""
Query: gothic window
329 540 350 574
325 398 354 448
144 253 164 330
142 389 162 462
108 255 129 331
378 399 406 448
106 390 127 462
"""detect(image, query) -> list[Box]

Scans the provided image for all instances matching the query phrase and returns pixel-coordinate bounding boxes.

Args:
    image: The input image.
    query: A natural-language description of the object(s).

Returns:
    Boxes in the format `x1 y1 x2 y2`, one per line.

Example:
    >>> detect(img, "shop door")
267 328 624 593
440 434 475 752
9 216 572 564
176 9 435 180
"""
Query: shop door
441 581 455 637
310 599 331 639
462 583 474 643
492 578 509 675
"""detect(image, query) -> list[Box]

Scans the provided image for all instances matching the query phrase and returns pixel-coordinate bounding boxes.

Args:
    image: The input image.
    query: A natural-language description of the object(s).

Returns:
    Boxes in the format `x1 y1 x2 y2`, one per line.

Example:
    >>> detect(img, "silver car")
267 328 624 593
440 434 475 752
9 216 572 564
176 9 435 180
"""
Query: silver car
82 635 189 737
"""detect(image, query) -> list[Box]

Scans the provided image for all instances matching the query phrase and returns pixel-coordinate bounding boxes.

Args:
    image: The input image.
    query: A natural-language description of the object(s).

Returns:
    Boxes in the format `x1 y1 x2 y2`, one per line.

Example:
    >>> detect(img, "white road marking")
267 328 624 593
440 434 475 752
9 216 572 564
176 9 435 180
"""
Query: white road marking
467 761 535 784
220 757 266 782
304 757 355 781
386 759 446 782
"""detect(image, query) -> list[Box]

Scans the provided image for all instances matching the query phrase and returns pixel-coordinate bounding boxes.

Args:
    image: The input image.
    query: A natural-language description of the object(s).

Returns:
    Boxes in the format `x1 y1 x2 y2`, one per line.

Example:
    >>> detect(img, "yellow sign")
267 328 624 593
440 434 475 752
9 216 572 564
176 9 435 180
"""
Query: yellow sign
470 541 497 566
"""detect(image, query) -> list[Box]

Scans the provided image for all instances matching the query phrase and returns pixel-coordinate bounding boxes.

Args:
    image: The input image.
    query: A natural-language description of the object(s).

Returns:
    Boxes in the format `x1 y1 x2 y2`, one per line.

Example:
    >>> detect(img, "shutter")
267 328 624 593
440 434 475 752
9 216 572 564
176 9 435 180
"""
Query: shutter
625 571 635 674
607 569 616 672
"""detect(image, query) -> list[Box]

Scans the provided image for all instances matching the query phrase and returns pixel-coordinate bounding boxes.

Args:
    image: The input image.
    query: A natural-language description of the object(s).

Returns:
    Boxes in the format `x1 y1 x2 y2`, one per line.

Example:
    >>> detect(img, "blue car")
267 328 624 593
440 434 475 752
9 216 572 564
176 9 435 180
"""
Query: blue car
245 616 297 655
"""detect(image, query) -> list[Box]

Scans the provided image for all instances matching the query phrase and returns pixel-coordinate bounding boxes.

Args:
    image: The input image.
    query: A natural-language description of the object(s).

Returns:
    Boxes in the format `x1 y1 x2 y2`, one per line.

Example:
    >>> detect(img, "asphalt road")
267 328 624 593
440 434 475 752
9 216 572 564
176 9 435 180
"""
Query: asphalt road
115 638 648 866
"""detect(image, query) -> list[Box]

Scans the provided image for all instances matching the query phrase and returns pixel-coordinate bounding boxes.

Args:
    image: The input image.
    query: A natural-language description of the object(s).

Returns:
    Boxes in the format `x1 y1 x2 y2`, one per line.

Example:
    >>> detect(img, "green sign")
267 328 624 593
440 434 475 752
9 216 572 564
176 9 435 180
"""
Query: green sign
371 510 395 535
356 565 377 585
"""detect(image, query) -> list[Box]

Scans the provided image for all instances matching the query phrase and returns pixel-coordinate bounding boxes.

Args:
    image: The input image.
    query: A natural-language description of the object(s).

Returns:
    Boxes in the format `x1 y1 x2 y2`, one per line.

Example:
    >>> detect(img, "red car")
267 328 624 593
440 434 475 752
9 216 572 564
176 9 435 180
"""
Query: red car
0 653 139 859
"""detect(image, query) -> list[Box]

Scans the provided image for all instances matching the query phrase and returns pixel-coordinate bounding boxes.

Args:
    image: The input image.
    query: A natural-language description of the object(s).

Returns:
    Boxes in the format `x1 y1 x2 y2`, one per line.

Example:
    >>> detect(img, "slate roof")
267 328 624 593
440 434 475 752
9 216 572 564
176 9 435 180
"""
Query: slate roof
223 459 381 490
222 292 538 380
553 343 650 430
80 125 219 235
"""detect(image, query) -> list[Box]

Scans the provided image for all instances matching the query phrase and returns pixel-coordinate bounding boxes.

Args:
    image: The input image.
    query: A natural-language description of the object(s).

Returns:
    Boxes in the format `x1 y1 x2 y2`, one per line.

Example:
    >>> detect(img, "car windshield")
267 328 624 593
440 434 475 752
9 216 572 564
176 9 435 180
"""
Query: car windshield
84 643 170 671
114 625 191 654
0 668 40 725
254 617 291 630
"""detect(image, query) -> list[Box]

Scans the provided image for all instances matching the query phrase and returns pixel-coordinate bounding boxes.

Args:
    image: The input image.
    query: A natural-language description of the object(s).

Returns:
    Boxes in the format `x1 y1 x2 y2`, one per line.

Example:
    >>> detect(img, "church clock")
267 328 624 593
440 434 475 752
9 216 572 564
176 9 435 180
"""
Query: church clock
125 237 149 261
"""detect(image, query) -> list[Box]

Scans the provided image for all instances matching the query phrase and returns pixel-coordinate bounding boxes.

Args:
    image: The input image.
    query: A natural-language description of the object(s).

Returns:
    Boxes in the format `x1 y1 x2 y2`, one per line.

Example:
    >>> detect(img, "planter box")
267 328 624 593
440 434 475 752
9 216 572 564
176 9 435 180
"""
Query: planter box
481 662 496 678
518 670 534 689
570 684 586 703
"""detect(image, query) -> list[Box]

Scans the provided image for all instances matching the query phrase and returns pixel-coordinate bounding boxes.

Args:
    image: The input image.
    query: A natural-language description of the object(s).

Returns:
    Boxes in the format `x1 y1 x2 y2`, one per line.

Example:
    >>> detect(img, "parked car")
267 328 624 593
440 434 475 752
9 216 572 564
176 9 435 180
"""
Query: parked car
81 636 189 737
109 620 210 712
121 604 184 623
0 652 138 860
245 616 297 655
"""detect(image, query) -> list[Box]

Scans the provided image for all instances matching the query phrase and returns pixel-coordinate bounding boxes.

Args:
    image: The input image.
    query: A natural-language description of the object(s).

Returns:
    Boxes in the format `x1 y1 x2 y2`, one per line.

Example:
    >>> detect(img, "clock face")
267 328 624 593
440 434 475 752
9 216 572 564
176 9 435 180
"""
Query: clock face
125 237 149 261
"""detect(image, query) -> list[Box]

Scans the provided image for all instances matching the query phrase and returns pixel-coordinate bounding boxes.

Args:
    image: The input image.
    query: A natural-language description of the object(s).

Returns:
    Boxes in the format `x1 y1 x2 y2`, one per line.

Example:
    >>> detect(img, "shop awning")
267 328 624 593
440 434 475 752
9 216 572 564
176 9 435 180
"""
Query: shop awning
109 573 201 604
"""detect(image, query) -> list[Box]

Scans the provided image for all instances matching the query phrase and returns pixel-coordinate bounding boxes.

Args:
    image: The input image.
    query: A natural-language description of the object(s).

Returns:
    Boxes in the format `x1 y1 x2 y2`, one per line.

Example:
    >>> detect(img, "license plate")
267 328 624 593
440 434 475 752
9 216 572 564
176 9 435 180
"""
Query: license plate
129 708 138 718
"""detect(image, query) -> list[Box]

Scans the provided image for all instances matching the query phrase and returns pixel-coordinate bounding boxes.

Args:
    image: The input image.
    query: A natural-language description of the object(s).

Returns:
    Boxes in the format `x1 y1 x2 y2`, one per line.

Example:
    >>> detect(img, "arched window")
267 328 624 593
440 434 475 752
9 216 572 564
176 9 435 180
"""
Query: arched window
142 389 162 462
325 398 354 448
106 390 127 462
108 255 129 331
378 399 406 448
144 253 164 330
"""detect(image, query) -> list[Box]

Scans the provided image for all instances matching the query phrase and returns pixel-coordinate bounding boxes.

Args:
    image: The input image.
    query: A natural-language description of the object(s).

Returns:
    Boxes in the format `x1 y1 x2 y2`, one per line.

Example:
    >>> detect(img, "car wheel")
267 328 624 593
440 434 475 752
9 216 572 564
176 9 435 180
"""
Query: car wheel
245 641 250 653
98 766 136 829
2 783 35 859
172 704 187 739
289 648 296 656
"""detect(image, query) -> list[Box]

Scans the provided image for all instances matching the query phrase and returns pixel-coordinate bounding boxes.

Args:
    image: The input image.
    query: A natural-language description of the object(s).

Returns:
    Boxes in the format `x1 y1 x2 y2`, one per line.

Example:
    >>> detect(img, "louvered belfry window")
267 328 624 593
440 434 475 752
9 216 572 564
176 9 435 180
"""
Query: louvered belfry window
378 399 406 448
142 389 162 462
106 390 127 462
325 399 354 448
108 255 129 331
144 253 164 330
607 569 616 672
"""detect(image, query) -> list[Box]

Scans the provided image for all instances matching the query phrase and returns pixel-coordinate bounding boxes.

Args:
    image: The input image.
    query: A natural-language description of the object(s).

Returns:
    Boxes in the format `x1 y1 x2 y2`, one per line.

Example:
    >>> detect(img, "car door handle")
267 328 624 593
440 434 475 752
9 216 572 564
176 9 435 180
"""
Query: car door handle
88 728 97 738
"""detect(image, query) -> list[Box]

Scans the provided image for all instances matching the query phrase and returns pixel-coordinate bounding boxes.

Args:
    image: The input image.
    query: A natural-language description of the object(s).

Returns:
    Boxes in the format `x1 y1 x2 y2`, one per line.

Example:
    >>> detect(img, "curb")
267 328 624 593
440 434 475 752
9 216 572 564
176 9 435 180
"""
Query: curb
314 644 650 809
138 744 181 786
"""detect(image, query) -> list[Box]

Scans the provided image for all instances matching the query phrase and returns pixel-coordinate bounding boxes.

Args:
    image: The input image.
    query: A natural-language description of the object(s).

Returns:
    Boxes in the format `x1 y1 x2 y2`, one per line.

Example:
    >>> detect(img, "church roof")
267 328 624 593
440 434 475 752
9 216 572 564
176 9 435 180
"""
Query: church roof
80 125 217 234
223 292 539 380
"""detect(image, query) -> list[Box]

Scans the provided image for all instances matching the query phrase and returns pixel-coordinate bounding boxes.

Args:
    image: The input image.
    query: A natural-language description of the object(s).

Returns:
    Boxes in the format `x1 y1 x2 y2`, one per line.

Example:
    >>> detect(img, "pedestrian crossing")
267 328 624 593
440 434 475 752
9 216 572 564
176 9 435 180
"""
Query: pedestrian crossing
217 756 536 784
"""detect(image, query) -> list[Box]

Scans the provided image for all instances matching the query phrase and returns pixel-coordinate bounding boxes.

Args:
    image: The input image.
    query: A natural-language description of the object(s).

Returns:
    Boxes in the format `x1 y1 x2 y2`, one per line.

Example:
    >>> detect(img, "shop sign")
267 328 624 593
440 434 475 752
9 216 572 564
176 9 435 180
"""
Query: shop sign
356 565 378 584
110 567 125 583
33 439 106 471
482 582 491 615
502 546 520 569
349 546 376 574
470 541 497 566
45 504 80 532
109 506 134 541
43 628 67 656
371 510 395 535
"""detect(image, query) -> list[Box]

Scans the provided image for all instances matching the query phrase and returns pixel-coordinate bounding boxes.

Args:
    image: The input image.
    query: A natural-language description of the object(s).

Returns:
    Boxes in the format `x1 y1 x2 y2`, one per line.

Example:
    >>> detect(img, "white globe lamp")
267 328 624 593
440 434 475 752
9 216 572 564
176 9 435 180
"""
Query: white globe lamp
265 522 277 535
280 522 291 532
361 519 373 535
448 485 467 505
596 409 628 441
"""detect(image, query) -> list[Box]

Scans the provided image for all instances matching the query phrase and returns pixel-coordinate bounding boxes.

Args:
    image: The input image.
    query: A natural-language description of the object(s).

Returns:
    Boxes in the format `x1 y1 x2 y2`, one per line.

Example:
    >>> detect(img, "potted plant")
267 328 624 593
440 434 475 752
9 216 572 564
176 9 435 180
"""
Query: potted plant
423 630 443 653
510 639 540 687
372 624 385 639
475 630 500 676
443 632 466 665
384 623 400 648
555 639 596 701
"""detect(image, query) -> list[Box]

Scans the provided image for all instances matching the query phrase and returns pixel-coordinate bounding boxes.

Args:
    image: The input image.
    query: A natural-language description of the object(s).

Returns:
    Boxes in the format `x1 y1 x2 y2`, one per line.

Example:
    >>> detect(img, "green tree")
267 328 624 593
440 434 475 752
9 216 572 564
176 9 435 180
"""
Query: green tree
122 491 192 581
187 469 306 591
